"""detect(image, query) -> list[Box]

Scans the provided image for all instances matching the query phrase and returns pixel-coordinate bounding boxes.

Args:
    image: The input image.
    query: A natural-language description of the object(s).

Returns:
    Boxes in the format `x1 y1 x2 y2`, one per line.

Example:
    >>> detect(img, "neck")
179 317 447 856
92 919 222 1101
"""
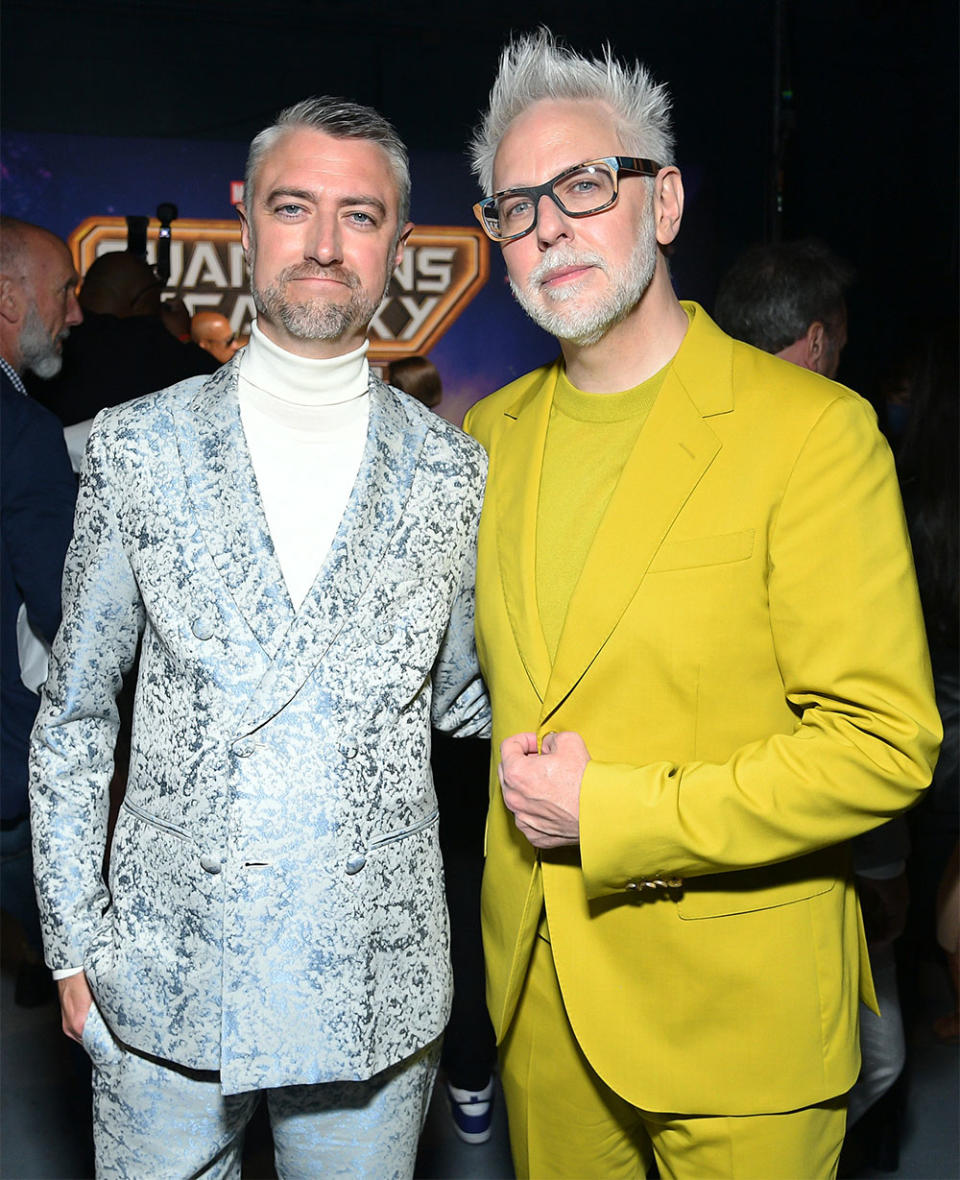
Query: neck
255 314 368 360
241 320 369 412
560 264 689 393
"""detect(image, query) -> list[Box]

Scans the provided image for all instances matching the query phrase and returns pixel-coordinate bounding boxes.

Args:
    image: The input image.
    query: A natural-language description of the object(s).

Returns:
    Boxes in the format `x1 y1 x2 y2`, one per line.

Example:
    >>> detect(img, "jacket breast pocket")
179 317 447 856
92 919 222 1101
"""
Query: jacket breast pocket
677 850 839 920
648 529 755 573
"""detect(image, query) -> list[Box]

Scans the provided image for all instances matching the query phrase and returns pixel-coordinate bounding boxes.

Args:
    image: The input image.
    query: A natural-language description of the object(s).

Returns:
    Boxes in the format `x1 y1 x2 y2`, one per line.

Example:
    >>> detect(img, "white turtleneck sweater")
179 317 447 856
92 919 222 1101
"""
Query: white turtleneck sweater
238 322 370 608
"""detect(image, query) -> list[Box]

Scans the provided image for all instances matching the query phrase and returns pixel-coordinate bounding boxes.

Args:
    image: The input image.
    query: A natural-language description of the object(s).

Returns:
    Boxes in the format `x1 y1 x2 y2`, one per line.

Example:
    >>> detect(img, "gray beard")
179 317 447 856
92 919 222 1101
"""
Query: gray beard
509 223 658 348
251 261 384 343
19 302 64 379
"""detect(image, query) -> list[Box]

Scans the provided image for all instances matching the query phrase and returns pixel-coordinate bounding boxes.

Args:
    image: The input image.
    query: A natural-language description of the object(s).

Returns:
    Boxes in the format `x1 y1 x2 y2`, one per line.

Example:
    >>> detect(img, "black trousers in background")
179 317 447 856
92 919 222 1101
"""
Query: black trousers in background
433 731 497 1091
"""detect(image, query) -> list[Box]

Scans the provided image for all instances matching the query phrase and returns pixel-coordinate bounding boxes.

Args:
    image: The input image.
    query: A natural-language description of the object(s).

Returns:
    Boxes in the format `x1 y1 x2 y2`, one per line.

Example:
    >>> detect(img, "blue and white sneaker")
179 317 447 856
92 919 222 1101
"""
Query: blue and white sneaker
445 1076 495 1144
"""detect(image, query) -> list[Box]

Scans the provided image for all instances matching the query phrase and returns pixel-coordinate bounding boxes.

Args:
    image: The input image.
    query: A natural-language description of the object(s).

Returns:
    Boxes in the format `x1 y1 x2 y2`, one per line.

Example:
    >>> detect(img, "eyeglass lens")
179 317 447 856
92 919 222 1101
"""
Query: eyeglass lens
485 162 617 240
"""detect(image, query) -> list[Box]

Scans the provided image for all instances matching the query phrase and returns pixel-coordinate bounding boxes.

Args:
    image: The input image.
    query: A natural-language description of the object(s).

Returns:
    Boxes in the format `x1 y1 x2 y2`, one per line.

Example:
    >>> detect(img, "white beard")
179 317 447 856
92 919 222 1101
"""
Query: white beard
509 220 658 347
19 302 64 379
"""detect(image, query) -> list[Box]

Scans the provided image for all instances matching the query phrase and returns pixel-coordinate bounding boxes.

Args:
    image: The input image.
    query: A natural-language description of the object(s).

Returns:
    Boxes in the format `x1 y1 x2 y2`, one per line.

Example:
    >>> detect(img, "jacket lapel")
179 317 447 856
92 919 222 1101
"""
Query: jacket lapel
176 357 293 657
494 364 559 703
540 305 730 724
240 378 428 731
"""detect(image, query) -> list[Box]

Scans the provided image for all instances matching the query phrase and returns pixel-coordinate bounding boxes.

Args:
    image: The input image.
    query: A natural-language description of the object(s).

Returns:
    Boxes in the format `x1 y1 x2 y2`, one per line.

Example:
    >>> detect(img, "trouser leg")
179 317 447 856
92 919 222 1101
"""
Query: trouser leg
267 1038 440 1180
84 1003 258 1180
499 932 652 1179
646 1101 847 1180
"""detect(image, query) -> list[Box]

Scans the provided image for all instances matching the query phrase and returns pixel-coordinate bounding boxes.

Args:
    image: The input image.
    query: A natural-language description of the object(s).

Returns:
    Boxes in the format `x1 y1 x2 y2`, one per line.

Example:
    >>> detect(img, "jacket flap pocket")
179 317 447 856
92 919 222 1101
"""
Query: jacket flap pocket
649 529 755 573
678 849 840 920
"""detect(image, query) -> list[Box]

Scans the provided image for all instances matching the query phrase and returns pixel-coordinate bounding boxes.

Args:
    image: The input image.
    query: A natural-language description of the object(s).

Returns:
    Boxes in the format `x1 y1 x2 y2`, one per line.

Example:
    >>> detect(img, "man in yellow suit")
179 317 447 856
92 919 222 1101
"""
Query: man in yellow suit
463 30 941 1180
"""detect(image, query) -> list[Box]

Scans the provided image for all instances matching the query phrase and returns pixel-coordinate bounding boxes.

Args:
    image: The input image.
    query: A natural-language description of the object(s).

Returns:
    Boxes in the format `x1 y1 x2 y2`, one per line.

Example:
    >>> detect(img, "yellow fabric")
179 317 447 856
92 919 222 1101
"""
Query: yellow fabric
463 302 941 1117
501 932 847 1180
537 366 663 658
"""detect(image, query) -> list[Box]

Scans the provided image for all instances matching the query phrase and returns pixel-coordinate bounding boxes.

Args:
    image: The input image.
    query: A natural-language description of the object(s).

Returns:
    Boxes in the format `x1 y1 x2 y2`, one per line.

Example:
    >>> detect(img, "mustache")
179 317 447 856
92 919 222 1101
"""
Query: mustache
528 248 608 288
278 262 360 289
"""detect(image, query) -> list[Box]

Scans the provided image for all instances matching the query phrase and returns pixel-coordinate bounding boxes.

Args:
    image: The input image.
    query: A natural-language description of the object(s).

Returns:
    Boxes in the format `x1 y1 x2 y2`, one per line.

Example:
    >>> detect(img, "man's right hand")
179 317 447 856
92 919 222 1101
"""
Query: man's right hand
57 971 93 1043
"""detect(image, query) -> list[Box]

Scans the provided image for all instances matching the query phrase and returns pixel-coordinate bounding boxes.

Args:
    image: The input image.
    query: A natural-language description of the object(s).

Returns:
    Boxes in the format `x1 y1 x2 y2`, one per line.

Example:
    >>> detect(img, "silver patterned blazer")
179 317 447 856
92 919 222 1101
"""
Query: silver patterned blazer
29 357 490 1095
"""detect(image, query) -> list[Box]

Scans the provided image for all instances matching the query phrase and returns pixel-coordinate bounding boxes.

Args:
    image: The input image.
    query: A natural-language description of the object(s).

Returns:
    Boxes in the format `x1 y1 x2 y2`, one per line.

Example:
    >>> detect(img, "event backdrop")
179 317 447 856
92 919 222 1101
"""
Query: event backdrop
3 130 707 426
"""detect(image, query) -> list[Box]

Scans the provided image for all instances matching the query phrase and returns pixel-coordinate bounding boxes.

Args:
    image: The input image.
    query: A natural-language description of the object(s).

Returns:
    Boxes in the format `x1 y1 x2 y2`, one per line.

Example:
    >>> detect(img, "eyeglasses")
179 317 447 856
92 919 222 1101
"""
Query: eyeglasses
473 156 663 243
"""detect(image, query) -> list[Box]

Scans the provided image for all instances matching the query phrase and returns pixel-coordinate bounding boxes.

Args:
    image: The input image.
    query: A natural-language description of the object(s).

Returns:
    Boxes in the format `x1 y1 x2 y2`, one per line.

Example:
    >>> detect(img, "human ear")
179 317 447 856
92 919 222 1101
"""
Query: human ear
394 221 414 270
654 167 684 246
236 205 253 263
0 276 22 325
806 321 826 371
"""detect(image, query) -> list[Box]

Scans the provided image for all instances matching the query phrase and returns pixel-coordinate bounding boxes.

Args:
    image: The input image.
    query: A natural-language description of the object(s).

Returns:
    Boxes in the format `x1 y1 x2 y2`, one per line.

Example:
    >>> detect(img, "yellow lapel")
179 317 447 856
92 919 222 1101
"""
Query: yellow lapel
540 304 730 725
493 363 561 703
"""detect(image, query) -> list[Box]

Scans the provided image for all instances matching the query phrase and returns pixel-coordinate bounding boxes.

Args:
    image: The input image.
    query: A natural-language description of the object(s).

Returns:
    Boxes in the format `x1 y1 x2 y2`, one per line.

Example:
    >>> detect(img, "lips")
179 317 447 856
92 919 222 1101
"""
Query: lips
281 265 358 290
539 264 594 288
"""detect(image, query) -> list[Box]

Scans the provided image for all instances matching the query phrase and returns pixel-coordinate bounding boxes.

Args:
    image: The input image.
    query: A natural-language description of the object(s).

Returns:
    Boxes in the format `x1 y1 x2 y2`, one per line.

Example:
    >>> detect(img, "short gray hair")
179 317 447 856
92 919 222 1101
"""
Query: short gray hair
714 239 855 354
244 96 411 225
470 28 675 195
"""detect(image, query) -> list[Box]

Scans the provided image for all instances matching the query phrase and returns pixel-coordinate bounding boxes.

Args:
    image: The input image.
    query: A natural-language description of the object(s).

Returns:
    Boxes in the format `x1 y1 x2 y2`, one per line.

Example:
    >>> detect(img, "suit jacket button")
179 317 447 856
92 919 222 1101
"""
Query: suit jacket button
625 881 639 891
192 616 215 640
234 738 254 758
200 855 222 874
342 741 359 760
345 852 366 875
374 624 393 644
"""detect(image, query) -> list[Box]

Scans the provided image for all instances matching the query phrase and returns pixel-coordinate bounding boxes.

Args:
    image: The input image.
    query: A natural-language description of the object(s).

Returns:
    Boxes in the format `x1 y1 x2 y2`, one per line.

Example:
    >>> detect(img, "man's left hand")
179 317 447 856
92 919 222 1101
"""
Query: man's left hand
498 730 589 848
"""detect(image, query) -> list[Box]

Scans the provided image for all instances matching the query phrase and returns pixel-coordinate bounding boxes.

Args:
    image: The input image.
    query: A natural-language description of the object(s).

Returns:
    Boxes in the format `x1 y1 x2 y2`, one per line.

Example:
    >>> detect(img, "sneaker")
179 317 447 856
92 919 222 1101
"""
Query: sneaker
445 1076 494 1144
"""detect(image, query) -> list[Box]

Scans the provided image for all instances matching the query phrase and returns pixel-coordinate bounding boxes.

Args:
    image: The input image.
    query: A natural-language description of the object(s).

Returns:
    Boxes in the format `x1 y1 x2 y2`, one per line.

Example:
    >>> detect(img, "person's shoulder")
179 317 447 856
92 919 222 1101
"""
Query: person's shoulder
93 369 215 430
387 381 488 473
86 370 221 469
462 360 558 442
1 376 68 447
729 337 871 427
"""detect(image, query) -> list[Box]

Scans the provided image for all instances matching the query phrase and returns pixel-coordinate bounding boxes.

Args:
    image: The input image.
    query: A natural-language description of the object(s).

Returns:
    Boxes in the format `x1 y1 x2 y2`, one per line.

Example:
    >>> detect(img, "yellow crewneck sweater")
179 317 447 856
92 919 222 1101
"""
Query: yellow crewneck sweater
536 364 667 658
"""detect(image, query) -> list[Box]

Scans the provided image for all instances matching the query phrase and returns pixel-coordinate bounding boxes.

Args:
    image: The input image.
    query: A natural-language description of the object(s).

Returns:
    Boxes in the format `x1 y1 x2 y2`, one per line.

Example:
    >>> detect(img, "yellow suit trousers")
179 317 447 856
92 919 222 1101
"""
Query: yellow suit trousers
501 931 847 1180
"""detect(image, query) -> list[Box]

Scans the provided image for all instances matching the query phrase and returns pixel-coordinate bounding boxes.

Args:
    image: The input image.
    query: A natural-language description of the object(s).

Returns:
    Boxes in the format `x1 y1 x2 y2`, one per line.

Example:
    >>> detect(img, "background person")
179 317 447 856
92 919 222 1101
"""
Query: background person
191 309 242 365
0 216 80 1007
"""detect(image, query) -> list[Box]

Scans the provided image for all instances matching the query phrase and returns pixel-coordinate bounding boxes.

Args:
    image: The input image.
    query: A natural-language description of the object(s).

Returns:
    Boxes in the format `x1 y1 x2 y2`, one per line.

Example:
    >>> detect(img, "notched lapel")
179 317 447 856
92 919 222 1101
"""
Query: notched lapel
541 371 721 724
176 359 293 657
495 367 558 702
241 379 428 732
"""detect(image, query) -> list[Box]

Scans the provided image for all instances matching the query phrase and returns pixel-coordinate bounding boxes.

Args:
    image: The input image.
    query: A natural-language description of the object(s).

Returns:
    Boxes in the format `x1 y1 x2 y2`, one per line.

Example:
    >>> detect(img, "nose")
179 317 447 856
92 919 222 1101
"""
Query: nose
535 193 572 249
66 288 83 328
305 213 343 266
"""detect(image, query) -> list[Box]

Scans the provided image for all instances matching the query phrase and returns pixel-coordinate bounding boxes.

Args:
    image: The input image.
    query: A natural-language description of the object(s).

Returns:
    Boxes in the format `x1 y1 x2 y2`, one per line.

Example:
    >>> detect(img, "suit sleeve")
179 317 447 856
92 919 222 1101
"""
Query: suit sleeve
579 393 941 896
29 417 145 970
430 440 491 739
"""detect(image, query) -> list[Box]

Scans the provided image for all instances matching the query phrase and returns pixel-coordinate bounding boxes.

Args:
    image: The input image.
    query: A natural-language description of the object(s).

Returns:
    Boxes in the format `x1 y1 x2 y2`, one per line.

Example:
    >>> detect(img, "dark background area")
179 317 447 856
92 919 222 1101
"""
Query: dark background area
3 0 957 404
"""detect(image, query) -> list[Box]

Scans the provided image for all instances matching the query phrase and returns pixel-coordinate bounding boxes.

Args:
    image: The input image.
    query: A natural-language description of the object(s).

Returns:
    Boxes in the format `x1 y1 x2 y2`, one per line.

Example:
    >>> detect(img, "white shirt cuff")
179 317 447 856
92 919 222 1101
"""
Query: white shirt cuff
52 966 84 981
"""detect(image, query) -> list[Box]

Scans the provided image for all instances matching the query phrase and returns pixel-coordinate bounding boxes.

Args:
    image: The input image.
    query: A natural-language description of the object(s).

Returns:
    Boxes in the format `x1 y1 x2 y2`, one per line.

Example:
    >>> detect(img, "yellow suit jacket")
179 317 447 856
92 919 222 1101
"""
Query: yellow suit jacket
463 303 941 1115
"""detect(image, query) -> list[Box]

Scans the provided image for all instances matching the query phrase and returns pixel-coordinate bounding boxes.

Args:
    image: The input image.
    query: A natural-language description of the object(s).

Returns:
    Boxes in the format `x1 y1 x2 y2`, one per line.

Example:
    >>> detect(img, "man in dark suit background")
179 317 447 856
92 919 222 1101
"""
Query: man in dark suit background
0 216 80 1004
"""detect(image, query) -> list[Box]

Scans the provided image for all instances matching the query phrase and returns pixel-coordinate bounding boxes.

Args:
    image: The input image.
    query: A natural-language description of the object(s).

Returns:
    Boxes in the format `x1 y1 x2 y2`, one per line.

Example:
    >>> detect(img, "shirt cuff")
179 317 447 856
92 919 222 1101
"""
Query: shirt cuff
52 966 84 981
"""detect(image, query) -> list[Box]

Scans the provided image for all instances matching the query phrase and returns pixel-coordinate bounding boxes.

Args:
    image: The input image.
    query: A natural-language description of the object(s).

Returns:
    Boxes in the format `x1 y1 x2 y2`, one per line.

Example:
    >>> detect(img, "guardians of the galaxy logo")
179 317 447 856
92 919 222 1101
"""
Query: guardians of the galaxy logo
68 218 488 361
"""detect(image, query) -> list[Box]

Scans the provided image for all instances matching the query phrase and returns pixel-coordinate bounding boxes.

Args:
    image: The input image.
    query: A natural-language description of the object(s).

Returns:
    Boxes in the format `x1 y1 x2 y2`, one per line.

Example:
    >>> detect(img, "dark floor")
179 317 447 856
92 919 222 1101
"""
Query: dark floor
2 919 956 1180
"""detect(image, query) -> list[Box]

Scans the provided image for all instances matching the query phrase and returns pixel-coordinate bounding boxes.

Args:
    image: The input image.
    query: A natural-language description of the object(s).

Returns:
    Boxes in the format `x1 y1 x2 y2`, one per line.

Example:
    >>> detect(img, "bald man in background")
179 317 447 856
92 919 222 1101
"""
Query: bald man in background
191 310 242 366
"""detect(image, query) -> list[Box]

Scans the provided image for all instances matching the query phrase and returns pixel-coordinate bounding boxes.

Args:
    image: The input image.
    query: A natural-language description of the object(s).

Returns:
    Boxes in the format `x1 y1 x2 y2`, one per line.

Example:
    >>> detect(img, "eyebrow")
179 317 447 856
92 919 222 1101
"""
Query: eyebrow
264 187 388 218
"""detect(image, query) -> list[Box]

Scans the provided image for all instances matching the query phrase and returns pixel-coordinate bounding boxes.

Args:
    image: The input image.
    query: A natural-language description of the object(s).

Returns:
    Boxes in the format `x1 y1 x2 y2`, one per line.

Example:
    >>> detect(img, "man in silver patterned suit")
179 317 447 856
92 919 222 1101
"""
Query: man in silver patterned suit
30 97 489 1178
